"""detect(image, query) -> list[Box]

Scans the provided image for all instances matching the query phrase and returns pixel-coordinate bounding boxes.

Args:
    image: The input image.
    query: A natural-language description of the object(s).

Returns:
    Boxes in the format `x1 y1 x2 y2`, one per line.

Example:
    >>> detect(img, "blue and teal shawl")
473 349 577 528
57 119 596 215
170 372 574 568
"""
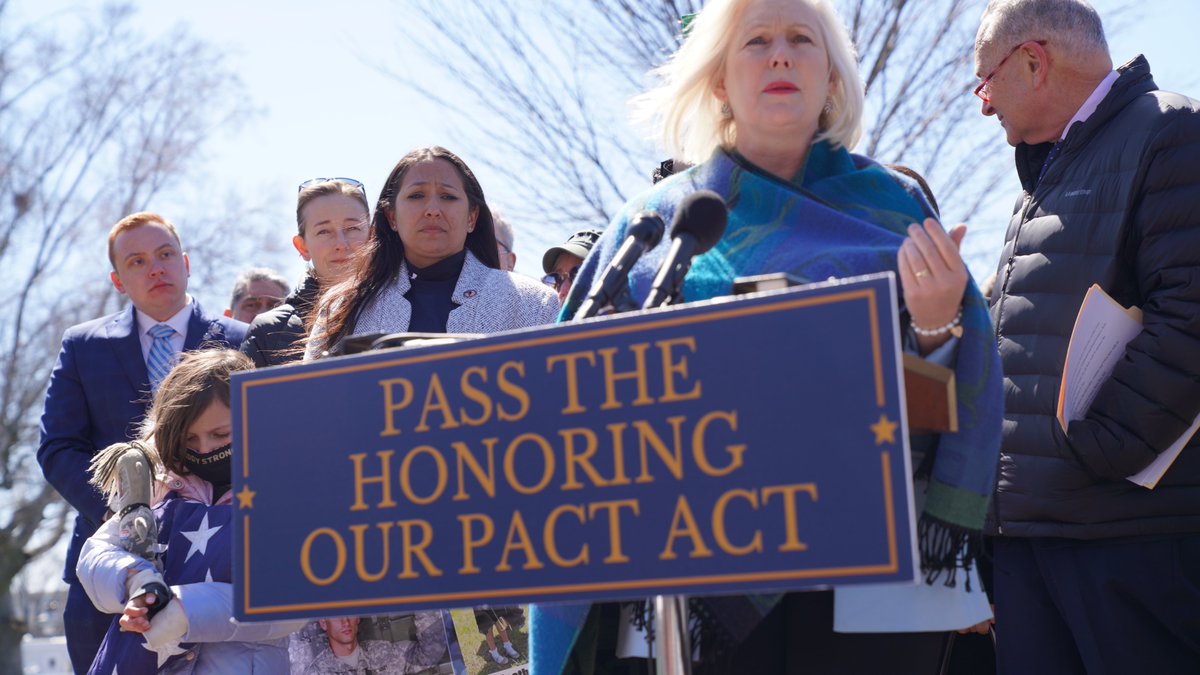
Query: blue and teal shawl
532 142 1003 674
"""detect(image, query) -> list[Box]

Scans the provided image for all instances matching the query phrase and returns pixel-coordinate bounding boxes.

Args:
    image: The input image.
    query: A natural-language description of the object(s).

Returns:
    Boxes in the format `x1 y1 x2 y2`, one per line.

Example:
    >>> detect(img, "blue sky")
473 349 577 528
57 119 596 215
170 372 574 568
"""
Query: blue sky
13 0 1200 303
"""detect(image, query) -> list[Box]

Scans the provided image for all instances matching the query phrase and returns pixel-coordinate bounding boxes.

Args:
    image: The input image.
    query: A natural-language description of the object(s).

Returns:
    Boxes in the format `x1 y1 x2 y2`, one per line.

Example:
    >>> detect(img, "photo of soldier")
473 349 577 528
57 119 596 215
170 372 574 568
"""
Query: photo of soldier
289 612 454 675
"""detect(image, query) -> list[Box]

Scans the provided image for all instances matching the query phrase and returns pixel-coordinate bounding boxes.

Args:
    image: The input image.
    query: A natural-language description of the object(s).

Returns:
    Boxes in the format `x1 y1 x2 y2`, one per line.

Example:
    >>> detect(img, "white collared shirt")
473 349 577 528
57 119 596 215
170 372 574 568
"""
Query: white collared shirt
135 295 193 364
1061 70 1120 141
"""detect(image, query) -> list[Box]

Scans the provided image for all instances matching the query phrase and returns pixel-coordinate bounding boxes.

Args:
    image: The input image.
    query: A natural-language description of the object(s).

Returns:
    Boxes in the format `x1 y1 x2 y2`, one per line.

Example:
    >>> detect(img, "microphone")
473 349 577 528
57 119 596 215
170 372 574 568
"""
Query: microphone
642 191 728 310
577 212 666 319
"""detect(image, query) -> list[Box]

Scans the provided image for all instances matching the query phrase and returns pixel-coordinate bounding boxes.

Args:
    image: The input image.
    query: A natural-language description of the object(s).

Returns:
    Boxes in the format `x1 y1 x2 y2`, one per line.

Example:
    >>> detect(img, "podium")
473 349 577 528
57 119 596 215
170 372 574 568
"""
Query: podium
230 271 929 662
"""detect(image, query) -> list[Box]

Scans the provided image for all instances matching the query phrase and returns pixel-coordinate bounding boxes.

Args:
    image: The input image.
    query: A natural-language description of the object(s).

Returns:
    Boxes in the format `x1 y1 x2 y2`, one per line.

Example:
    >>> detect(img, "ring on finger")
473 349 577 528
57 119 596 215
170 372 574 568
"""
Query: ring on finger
915 268 930 278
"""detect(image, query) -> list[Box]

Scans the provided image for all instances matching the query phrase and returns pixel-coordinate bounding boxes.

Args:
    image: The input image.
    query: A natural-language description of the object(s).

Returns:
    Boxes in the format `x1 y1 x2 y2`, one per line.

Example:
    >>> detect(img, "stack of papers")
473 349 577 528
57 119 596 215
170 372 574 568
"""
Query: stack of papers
1057 284 1196 488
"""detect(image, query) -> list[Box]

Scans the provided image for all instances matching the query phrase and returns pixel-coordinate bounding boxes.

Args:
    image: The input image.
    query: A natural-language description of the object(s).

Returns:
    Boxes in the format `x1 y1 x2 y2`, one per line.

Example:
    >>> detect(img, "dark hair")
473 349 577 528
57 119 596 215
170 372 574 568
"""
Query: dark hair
142 349 253 476
315 147 500 351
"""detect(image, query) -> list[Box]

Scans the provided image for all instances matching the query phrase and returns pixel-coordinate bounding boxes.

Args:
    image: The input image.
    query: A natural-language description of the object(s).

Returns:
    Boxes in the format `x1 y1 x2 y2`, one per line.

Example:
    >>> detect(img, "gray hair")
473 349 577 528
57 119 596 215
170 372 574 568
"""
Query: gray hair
229 267 290 308
977 0 1108 60
631 0 864 166
493 210 515 250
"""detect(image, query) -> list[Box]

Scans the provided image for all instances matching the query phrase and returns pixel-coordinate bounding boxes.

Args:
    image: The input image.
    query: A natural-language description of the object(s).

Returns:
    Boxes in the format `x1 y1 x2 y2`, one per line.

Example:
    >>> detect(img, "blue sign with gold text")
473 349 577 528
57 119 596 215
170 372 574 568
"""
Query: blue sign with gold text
231 273 917 620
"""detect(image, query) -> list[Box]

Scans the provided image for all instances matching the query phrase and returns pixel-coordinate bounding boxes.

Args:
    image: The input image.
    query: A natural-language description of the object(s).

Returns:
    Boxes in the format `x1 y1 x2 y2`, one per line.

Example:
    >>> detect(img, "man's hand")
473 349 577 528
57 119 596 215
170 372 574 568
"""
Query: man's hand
957 605 995 636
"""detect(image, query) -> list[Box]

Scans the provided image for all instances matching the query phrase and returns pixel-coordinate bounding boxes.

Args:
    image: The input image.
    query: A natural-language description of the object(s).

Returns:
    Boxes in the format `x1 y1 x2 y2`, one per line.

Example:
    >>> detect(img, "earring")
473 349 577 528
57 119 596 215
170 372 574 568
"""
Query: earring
823 99 833 114
721 102 732 118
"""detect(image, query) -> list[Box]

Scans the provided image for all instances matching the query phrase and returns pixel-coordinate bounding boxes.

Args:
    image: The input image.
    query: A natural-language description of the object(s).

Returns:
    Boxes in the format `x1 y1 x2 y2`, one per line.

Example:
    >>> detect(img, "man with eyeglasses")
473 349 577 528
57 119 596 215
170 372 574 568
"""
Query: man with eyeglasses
974 1 1200 672
224 267 290 323
542 229 601 304
494 212 517 272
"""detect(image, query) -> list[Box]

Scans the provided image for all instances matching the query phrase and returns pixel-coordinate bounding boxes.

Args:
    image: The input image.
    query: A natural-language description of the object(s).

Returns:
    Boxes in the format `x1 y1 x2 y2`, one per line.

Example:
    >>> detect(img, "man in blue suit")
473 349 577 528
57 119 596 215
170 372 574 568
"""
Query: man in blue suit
37 212 248 674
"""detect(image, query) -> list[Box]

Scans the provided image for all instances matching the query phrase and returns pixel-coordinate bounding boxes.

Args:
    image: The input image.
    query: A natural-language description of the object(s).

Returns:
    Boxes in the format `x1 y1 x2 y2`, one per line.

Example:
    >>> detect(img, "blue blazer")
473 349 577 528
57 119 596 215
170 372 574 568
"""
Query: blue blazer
37 301 247 582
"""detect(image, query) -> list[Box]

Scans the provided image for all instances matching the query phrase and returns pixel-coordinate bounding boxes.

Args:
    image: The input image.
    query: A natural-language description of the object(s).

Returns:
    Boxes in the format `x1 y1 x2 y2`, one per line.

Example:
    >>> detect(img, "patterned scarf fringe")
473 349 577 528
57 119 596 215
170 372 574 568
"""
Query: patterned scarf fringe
621 598 739 671
623 599 654 642
918 514 979 591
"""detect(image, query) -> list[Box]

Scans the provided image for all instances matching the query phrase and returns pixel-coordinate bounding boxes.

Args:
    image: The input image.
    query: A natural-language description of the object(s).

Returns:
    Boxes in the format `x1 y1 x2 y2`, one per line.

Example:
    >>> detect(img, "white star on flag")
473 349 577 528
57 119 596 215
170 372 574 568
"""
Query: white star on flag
180 512 223 563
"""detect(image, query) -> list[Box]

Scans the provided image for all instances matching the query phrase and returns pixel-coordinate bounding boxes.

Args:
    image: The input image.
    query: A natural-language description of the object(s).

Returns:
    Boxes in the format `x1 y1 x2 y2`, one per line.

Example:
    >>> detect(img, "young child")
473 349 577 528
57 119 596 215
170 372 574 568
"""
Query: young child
76 349 303 673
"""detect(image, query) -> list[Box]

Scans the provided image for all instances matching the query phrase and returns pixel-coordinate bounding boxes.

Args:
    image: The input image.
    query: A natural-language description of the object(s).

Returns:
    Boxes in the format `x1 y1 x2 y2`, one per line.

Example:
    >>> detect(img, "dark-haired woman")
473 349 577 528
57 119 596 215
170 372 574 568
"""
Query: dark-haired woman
307 146 557 357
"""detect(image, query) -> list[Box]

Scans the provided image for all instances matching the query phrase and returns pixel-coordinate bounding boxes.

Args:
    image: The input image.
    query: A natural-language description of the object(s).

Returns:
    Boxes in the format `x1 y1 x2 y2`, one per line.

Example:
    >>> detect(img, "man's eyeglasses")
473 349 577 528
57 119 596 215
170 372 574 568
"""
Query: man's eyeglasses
974 40 1046 104
497 240 514 255
542 265 580 291
298 177 367 199
237 295 285 314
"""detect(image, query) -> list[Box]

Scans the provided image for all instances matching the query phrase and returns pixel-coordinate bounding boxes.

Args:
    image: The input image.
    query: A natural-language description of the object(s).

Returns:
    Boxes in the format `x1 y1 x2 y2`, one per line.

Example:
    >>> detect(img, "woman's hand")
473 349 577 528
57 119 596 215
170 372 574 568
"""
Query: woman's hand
897 219 969 355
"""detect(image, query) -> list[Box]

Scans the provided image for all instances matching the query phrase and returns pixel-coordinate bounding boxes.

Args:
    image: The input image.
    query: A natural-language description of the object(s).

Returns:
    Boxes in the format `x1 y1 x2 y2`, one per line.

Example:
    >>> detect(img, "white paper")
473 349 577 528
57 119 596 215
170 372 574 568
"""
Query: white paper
1057 285 1143 429
833 564 991 633
1057 284 1194 488
1129 416 1200 488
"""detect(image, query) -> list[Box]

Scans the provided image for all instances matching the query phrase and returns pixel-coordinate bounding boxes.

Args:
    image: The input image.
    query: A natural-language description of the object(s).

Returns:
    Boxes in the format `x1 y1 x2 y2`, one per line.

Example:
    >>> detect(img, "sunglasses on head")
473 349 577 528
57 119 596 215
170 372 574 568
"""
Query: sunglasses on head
298 177 367 198
542 265 580 292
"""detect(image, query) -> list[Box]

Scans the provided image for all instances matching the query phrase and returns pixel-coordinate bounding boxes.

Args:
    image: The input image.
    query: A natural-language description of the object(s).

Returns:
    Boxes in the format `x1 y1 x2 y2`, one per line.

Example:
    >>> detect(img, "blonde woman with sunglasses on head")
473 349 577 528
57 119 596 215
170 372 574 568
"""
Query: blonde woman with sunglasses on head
241 178 371 367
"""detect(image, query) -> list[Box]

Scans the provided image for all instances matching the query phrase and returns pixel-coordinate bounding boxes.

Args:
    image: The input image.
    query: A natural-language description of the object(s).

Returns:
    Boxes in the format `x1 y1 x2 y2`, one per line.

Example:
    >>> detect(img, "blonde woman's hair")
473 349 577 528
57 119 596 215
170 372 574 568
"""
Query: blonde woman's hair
632 0 864 165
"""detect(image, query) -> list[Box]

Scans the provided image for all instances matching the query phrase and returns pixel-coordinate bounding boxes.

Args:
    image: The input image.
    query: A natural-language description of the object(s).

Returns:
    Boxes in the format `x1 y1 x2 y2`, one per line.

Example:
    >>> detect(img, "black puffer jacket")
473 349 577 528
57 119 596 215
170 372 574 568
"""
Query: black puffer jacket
240 273 320 367
989 56 1200 539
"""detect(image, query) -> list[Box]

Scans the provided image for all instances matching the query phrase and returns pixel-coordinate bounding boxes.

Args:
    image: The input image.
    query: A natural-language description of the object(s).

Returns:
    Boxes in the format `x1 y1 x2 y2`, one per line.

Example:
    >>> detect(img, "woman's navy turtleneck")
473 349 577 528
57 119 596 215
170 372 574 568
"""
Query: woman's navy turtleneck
404 249 467 333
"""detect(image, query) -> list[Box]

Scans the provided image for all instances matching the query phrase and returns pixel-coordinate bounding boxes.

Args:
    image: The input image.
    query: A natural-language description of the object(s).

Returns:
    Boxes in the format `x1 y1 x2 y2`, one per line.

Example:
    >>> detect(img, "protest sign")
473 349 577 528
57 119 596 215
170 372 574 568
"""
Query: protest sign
232 273 916 621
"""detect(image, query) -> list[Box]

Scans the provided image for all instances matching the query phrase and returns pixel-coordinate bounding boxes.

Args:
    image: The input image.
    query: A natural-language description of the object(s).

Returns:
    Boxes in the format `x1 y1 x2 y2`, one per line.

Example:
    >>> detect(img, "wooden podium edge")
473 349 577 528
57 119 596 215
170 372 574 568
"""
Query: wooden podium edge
903 353 957 434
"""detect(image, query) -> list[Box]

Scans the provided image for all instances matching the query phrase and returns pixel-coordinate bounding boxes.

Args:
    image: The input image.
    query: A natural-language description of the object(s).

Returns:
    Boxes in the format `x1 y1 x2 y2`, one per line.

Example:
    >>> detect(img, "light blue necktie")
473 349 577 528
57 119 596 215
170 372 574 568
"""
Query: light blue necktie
146 324 177 390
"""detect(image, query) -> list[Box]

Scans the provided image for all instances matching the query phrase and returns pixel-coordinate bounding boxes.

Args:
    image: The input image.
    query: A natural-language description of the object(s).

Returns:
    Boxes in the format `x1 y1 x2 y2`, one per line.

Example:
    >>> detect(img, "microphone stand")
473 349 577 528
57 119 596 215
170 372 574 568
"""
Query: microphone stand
578 266 692 675
654 594 692 675
577 279 641 318
591 285 639 317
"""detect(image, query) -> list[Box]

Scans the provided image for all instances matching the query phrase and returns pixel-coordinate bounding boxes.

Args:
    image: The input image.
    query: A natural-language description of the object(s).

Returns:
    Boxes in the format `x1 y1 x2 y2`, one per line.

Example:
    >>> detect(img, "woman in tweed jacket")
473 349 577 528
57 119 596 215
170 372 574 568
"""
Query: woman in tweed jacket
307 146 558 358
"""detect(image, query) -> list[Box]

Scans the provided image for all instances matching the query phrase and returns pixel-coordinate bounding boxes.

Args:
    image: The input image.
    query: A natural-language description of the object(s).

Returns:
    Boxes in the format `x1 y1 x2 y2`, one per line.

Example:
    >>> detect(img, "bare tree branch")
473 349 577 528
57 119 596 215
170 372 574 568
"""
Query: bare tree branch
382 0 1017 263
0 3 261 666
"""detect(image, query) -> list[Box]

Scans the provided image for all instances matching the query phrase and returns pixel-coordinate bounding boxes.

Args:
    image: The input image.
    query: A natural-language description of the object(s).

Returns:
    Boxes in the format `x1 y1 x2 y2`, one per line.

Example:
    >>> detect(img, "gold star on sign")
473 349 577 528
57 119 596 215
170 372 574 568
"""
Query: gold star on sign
870 414 899 445
236 485 256 509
